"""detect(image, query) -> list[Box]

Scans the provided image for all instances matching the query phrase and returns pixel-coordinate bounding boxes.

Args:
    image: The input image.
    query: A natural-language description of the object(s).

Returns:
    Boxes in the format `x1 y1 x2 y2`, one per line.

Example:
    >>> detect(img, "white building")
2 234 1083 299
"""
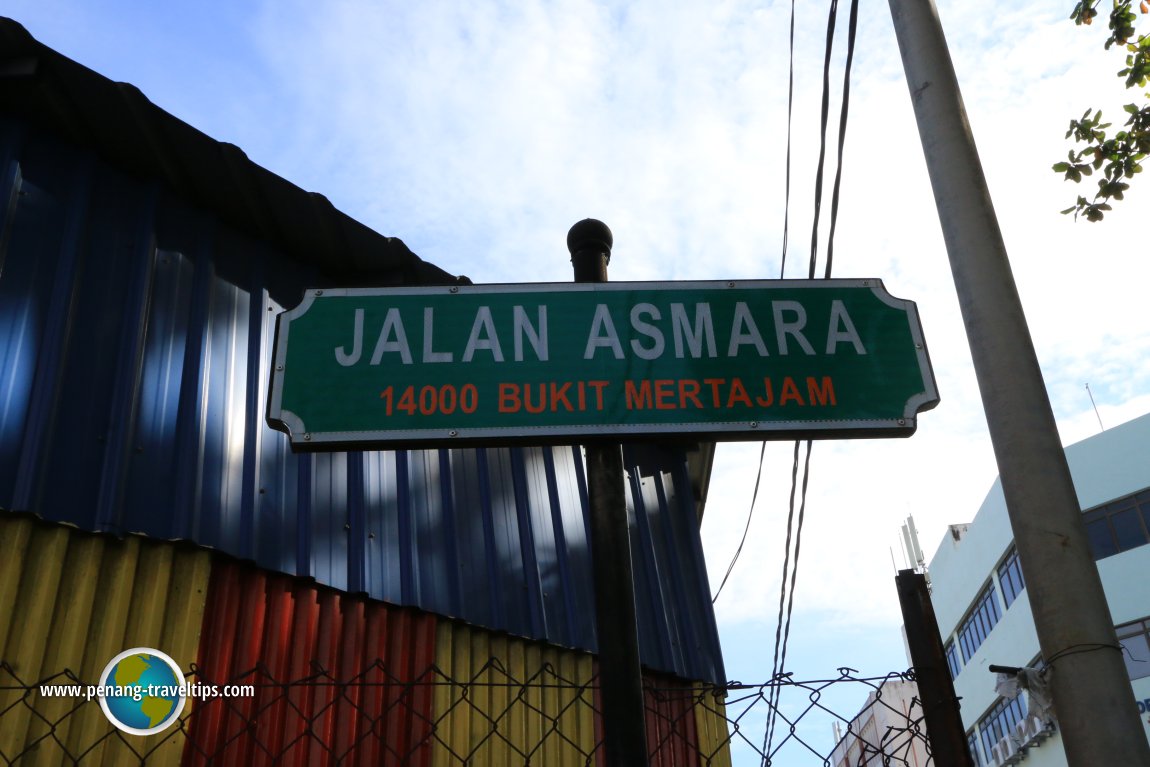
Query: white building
830 678 931 766
928 412 1150 766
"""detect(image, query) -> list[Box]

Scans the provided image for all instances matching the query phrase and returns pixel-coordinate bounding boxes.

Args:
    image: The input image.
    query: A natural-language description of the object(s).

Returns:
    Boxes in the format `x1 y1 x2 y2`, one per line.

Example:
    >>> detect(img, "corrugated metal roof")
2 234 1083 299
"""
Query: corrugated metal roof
0 17 463 288
0 18 725 687
0 513 212 766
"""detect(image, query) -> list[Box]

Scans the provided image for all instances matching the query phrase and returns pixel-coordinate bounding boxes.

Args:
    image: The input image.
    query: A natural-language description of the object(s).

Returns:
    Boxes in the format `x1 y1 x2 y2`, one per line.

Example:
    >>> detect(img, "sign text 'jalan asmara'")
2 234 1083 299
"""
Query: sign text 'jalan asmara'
267 280 938 448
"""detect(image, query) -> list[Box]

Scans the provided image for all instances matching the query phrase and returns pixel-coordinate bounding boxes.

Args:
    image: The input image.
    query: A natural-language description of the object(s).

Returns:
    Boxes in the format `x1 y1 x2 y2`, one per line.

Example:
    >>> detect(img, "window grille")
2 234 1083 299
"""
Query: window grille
997 546 1025 609
957 581 1001 663
1083 488 1150 560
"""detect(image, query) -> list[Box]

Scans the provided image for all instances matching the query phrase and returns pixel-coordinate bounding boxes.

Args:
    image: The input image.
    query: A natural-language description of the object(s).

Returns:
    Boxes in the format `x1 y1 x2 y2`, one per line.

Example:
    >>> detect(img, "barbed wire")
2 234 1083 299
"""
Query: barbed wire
1 659 933 766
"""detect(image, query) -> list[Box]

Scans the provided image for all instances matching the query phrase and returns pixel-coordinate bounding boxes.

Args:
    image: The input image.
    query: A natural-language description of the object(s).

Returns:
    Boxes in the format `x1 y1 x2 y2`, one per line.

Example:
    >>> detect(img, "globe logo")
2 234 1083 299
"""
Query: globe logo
97 648 187 735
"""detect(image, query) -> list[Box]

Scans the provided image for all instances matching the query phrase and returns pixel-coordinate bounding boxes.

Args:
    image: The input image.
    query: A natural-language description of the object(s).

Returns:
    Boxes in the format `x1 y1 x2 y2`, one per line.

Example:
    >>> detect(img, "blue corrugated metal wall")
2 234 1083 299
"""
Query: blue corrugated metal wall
0 117 724 684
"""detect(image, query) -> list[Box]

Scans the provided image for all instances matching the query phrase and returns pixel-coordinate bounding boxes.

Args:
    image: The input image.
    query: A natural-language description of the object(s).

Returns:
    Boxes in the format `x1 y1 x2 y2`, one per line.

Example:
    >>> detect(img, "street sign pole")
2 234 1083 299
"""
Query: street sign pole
887 1 1150 764
569 219 649 767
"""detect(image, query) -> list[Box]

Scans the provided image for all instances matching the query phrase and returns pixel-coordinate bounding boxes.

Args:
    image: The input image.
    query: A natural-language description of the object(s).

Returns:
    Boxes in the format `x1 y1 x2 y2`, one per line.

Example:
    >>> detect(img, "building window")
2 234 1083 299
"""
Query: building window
1116 617 1150 681
997 546 1025 609
978 694 1027 762
1083 488 1150 560
945 640 962 680
967 731 983 767
957 581 1002 663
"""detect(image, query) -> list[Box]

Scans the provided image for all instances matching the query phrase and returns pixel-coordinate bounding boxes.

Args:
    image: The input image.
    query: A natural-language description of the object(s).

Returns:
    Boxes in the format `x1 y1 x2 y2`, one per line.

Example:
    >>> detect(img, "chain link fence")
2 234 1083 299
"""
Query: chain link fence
1 659 934 766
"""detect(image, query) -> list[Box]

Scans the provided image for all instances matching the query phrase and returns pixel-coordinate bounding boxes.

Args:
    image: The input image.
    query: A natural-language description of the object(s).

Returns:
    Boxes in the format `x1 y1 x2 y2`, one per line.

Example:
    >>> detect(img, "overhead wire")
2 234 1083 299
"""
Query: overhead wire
777 0 797 283
807 0 839 279
711 440 766 604
824 0 860 277
761 439 813 761
761 0 860 761
711 0 797 606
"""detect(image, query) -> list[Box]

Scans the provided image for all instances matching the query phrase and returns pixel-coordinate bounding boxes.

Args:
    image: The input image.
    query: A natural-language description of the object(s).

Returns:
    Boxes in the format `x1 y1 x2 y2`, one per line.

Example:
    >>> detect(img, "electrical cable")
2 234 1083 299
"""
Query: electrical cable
712 0 796 606
761 0 860 760
778 0 797 282
778 441 814 681
761 439 813 763
824 0 860 277
711 441 767 604
807 0 840 280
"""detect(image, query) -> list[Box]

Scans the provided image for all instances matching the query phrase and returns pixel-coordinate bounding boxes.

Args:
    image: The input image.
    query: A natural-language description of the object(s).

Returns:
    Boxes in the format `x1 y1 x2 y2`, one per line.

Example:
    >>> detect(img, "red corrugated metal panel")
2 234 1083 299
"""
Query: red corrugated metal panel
645 673 716 766
180 556 732 765
185 558 439 766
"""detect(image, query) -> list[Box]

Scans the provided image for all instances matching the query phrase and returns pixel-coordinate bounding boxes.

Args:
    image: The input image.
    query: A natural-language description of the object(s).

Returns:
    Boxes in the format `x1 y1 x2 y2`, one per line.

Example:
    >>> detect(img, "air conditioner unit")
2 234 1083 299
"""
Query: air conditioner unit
1016 719 1035 748
991 735 1023 766
1017 715 1054 747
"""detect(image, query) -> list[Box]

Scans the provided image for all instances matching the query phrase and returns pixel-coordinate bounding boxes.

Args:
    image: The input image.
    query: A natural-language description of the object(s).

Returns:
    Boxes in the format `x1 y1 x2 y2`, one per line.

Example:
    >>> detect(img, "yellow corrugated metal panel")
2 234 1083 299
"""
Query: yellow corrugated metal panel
693 685 733 767
0 514 211 767
432 621 598 766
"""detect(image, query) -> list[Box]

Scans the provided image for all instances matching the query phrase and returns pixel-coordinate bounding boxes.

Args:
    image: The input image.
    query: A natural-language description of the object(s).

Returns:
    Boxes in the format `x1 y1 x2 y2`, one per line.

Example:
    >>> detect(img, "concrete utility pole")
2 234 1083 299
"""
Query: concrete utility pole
886 1 1150 764
569 219 649 767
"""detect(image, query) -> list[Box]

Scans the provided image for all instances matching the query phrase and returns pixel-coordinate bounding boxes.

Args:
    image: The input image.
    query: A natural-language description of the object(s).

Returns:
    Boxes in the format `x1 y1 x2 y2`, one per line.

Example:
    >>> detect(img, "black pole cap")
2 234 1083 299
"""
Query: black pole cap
567 219 613 262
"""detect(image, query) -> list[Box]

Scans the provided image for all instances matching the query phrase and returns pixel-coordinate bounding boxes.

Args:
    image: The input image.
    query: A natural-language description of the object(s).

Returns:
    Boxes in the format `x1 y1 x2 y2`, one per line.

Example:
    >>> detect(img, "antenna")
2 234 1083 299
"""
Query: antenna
1085 383 1104 432
909 521 924 568
901 516 925 571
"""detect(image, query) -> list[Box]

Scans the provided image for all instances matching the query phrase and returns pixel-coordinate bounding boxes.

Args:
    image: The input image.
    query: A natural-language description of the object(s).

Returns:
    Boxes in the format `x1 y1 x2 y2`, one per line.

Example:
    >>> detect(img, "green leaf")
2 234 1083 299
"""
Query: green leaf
1056 13 1147 223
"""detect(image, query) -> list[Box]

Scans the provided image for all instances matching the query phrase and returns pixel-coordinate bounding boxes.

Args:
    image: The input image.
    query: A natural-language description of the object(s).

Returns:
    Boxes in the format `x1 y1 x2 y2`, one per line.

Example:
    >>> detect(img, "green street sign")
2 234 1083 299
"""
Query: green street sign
267 280 938 448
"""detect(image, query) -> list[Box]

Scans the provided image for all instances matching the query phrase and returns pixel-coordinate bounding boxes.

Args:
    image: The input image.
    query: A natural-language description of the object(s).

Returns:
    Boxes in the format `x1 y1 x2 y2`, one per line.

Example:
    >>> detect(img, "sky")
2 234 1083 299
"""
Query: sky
8 0 1150 759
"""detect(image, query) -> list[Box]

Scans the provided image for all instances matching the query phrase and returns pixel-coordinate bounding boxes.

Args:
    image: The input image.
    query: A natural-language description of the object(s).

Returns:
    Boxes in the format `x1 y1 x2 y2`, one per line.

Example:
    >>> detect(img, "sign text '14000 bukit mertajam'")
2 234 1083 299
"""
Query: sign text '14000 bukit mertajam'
266 280 939 448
